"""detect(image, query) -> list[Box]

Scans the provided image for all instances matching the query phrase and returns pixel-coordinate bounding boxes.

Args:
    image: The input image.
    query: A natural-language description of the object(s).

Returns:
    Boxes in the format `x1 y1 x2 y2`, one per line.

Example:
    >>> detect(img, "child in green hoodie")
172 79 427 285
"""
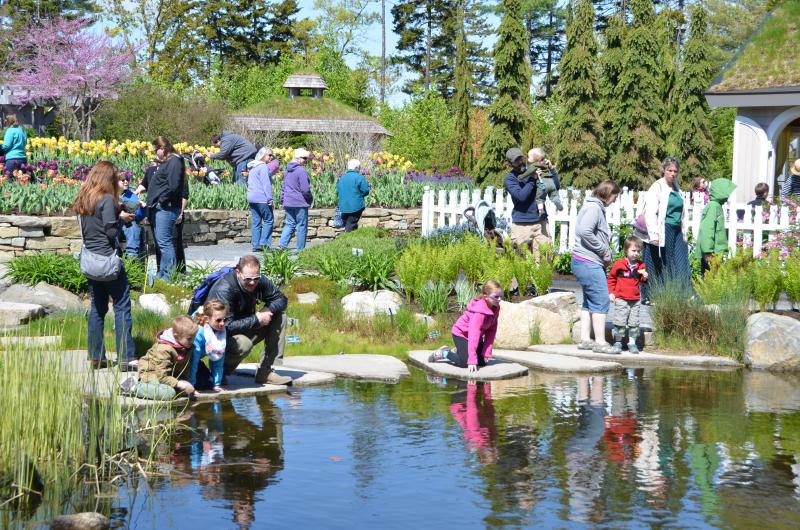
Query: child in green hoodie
695 178 736 276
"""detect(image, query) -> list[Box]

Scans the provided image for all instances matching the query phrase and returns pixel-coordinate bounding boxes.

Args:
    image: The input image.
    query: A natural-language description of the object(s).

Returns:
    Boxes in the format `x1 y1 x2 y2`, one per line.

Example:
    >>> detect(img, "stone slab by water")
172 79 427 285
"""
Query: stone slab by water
234 363 336 386
407 350 529 381
526 344 742 368
280 354 410 383
493 349 622 373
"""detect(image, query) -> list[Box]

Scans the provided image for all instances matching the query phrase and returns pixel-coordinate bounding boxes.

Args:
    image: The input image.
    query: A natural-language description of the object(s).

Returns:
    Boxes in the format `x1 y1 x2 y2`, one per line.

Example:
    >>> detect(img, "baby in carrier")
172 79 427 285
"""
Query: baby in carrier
516 148 563 214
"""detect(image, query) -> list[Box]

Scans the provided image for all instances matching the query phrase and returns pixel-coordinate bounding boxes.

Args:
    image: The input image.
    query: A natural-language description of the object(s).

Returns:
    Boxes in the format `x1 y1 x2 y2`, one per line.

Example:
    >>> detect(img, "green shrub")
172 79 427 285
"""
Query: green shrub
483 254 515 297
395 244 426 300
693 253 753 305
299 228 398 276
417 280 451 315
752 251 783 311
354 252 396 291
262 249 299 286
784 252 800 307
530 243 555 296
317 255 352 285
553 251 572 275
5 252 87 292
454 275 475 310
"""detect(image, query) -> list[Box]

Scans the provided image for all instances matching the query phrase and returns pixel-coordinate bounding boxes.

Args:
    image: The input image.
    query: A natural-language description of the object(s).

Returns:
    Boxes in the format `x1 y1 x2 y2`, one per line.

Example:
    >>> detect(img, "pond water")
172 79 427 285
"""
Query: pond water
114 368 800 529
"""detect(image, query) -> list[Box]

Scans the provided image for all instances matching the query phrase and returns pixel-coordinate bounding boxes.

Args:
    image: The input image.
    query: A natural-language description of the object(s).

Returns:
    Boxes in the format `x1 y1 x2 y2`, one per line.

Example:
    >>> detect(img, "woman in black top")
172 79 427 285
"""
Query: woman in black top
74 161 137 369
144 136 186 280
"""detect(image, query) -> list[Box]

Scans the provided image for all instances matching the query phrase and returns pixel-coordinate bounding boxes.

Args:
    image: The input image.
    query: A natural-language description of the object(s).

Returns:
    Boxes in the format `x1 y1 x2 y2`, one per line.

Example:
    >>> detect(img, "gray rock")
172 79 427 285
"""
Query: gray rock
408 350 528 381
528 291 580 320
495 299 572 348
0 282 83 315
341 290 403 318
493 348 622 373
281 354 410 383
744 371 800 413
414 313 437 328
296 292 320 305
0 301 45 327
745 312 800 371
528 344 741 368
138 293 172 316
234 363 336 387
50 512 110 530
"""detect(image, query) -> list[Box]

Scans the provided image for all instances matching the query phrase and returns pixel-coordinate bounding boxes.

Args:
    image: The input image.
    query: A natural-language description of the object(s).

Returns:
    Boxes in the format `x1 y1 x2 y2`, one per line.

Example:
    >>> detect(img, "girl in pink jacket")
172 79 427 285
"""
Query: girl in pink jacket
428 280 502 372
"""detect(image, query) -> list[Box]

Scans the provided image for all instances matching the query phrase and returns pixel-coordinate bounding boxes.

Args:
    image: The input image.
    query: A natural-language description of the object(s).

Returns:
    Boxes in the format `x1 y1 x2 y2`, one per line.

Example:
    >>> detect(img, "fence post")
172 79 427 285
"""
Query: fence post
752 204 764 257
437 189 446 230
448 189 459 226
421 186 431 236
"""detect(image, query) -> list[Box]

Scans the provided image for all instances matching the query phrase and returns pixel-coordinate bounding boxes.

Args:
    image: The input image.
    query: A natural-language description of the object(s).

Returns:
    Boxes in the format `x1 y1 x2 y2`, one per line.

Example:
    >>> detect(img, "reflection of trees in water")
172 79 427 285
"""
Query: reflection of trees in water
349 399 385 496
172 397 284 530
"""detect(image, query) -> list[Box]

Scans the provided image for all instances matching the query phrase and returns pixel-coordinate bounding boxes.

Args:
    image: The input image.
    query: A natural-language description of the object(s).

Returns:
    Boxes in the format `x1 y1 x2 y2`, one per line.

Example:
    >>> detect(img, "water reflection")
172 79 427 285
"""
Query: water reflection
450 382 498 464
173 397 284 529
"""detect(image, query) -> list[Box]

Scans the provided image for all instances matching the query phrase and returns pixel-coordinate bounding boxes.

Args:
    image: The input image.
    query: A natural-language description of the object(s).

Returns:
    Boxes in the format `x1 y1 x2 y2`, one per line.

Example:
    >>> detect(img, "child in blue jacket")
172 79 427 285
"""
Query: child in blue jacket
190 299 229 392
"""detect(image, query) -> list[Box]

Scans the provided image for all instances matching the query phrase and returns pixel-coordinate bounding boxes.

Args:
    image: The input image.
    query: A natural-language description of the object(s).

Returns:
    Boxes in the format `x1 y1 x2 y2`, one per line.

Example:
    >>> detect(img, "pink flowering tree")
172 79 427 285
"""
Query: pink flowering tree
6 18 135 141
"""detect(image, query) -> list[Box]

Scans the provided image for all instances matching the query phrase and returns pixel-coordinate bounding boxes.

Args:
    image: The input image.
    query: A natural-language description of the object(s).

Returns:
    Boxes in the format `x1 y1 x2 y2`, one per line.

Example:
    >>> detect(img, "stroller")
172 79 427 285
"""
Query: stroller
185 151 221 185
462 200 508 242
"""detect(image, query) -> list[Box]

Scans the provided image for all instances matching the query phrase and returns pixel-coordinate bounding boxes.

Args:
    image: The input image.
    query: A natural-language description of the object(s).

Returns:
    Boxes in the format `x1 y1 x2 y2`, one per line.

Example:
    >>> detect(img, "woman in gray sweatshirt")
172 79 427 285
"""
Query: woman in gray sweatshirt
571 180 621 354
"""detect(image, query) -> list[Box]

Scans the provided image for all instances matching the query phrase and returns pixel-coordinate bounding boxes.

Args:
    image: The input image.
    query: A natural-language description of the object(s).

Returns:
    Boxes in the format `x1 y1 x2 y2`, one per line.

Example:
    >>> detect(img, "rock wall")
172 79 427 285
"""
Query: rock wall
0 208 422 261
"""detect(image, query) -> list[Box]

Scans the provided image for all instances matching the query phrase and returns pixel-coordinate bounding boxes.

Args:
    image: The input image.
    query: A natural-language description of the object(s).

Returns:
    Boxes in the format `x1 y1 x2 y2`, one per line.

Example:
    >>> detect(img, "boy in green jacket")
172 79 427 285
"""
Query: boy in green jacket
695 178 736 276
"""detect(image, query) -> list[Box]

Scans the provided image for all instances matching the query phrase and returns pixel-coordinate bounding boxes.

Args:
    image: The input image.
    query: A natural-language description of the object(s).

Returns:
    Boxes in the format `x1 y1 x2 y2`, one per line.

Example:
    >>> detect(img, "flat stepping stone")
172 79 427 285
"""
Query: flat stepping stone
0 335 60 347
281 354 410 383
408 350 528 381
526 344 742 368
296 292 320 304
234 363 335 387
493 349 622 373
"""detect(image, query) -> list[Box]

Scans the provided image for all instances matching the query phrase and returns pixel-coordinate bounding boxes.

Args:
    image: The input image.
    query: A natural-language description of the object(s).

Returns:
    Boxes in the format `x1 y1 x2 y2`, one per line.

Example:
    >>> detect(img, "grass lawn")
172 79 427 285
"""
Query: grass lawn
234 96 373 121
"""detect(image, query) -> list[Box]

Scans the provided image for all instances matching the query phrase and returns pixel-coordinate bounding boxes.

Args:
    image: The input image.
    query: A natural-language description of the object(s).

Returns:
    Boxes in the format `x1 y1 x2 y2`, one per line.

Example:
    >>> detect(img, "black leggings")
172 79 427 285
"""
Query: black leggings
342 209 364 233
449 333 486 368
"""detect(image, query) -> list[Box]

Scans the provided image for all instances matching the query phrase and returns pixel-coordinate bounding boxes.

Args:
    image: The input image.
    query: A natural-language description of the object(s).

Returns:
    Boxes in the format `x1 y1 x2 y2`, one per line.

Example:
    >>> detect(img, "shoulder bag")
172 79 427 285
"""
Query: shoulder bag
78 215 123 282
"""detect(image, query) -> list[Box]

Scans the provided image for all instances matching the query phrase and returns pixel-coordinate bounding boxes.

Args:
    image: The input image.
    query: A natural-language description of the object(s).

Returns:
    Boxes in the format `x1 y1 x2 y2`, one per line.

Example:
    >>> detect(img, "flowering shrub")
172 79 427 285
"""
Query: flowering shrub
762 196 800 259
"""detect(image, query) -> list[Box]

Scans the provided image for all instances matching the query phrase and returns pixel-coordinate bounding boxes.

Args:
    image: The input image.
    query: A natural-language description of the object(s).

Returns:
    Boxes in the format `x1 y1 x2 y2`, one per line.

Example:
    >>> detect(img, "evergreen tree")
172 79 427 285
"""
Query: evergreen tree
451 5 473 171
656 8 682 150
265 0 301 64
673 6 714 181
474 0 532 185
592 0 621 31
607 0 665 189
598 14 625 164
523 0 566 99
554 0 605 188
3 0 96 31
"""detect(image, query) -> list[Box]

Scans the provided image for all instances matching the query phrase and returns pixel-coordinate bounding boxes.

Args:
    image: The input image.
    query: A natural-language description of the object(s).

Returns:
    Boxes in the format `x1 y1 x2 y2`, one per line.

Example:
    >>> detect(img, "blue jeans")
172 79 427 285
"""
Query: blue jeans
120 220 142 257
235 159 251 185
149 204 179 279
88 267 136 362
572 257 610 314
249 202 274 250
279 207 309 251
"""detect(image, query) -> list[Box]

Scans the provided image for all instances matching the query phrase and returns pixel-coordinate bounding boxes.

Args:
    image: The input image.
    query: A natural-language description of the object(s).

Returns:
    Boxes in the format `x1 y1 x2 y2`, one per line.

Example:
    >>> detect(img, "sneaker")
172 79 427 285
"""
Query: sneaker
612 341 623 351
577 341 595 350
593 343 621 354
428 346 450 363
256 367 292 385
90 359 113 369
628 344 640 354
119 359 139 372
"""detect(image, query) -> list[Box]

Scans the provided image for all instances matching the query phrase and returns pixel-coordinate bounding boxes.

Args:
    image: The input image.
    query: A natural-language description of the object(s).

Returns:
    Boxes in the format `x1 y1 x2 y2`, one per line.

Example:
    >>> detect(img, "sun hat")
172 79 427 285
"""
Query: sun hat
791 159 800 177
505 147 524 165
293 148 310 160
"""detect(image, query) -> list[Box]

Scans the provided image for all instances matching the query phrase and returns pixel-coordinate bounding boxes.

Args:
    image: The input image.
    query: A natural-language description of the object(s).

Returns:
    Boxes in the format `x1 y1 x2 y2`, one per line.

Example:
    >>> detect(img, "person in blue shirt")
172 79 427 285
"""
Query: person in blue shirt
118 173 146 258
503 147 560 256
336 159 371 232
1 114 28 179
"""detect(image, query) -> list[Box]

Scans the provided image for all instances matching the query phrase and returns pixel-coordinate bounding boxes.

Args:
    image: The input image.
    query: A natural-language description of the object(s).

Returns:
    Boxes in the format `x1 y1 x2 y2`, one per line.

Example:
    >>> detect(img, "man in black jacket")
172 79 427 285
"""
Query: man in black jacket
206 255 292 385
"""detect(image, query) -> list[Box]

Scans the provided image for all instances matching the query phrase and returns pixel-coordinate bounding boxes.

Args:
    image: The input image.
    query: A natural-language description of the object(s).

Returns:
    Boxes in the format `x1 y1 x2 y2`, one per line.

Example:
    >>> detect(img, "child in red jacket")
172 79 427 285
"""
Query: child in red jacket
608 236 648 353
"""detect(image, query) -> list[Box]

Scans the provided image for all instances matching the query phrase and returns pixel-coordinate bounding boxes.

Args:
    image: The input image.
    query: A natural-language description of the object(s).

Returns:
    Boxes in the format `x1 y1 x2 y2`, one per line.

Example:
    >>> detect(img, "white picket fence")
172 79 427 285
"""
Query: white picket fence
420 186 792 257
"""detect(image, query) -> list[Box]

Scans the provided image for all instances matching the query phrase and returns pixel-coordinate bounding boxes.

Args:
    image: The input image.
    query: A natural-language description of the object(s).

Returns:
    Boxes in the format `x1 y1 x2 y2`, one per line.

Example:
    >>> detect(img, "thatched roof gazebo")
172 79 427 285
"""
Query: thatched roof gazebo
705 0 800 201
230 73 390 147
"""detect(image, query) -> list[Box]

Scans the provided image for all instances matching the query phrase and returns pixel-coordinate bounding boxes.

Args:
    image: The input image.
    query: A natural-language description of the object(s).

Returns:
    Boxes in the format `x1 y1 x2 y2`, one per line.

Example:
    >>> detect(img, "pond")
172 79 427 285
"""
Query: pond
109 368 800 529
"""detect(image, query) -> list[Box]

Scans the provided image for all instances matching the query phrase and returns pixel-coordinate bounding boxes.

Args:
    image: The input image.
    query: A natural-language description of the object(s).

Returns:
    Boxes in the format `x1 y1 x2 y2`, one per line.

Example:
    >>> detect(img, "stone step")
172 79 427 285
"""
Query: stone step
407 350 529 381
280 354 410 383
525 344 742 368
493 349 622 373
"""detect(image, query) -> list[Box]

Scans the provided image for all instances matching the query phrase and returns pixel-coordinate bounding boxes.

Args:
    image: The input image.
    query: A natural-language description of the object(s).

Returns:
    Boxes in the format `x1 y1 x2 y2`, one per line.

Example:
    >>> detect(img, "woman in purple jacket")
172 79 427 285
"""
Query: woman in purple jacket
278 148 313 251
247 147 278 252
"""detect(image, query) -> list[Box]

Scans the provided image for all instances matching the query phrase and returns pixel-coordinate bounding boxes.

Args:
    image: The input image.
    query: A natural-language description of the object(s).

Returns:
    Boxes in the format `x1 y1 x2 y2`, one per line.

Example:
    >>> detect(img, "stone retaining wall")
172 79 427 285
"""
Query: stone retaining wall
0 207 422 261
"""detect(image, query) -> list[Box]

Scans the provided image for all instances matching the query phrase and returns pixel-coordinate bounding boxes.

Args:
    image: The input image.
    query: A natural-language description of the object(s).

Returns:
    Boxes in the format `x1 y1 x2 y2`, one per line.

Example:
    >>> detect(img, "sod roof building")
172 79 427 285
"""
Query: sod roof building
705 0 800 202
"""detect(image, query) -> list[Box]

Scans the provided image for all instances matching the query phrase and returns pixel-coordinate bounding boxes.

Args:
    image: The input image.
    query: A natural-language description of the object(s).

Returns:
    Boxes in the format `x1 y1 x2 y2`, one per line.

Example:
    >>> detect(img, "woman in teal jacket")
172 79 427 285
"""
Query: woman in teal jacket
336 159 370 232
1 114 27 178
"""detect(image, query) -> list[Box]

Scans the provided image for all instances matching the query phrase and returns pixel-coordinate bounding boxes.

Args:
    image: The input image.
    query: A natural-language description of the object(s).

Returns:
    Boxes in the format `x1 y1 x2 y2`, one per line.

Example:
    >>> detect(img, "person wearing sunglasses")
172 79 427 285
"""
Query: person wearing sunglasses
206 255 293 385
428 280 503 373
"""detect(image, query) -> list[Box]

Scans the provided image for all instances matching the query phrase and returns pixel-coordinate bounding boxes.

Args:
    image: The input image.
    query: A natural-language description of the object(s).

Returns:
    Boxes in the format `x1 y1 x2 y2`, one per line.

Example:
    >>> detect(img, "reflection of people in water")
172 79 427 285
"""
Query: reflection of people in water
175 396 284 530
564 376 608 524
450 381 498 464
603 371 641 475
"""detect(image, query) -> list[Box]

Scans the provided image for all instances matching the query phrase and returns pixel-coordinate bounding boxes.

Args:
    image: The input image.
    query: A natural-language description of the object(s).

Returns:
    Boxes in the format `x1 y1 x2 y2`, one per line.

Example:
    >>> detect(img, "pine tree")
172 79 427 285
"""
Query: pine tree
554 0 605 188
523 0 566 99
598 14 625 165
607 0 665 189
265 0 301 64
451 5 473 171
474 0 531 185
673 6 714 181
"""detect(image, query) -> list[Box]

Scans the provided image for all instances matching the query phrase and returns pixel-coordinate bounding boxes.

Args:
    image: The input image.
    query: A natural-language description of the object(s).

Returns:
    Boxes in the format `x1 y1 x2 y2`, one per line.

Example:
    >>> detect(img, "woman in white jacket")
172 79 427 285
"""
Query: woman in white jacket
635 157 691 302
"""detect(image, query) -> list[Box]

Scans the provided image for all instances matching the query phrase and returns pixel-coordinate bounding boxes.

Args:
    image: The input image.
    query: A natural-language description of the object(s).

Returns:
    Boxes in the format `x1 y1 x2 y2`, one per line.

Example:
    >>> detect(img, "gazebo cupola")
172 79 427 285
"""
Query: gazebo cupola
283 74 328 99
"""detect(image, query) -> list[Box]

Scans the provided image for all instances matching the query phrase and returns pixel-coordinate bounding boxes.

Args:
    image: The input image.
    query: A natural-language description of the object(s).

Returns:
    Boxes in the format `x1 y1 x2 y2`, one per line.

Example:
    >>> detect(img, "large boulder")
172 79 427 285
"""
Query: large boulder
495 299 573 349
138 293 172 316
50 512 110 530
0 301 45 327
744 312 800 371
341 290 403 318
0 282 84 315
528 291 580 322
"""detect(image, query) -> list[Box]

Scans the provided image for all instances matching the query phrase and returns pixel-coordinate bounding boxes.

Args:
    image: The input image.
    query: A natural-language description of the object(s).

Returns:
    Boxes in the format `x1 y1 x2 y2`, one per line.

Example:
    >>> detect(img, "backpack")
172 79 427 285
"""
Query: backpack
188 266 235 314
